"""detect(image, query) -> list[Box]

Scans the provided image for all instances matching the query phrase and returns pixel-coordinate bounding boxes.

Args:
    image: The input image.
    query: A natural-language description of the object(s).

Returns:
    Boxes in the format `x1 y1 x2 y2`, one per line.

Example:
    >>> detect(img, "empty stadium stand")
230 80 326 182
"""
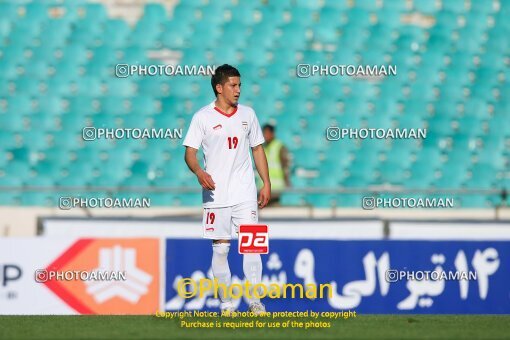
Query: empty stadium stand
0 0 508 208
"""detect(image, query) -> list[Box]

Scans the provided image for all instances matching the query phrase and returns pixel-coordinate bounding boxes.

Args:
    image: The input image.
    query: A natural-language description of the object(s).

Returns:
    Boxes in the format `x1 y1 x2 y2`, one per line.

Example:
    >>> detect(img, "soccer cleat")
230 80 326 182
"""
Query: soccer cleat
248 301 266 316
220 301 235 316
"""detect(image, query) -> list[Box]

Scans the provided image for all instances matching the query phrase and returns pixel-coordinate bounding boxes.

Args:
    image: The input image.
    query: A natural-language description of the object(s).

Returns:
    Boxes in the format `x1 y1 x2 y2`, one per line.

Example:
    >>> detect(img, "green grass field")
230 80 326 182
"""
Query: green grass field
1 315 509 339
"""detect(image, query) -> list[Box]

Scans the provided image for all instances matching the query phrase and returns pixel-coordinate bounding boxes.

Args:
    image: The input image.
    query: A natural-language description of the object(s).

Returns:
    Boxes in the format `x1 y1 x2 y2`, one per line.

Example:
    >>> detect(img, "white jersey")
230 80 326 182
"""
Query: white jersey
183 101 265 208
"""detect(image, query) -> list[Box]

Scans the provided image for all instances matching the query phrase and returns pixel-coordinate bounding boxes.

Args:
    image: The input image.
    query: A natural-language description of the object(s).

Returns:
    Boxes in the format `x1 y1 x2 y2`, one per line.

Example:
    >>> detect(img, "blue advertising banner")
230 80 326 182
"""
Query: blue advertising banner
165 240 510 314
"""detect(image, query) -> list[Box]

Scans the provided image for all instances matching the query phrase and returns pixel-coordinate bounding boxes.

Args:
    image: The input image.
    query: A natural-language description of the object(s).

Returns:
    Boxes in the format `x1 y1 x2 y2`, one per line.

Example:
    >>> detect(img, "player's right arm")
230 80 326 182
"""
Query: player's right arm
184 146 216 190
183 113 216 190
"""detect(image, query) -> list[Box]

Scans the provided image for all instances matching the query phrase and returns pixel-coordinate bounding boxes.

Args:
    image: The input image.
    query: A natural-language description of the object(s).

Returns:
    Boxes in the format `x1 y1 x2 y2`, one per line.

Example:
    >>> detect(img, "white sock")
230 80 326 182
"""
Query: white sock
243 254 262 304
212 243 231 305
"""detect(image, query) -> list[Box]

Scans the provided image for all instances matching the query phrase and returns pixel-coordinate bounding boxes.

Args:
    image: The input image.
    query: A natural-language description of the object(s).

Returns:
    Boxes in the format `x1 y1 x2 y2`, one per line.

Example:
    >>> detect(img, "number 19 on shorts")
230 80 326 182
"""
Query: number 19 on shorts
238 225 269 254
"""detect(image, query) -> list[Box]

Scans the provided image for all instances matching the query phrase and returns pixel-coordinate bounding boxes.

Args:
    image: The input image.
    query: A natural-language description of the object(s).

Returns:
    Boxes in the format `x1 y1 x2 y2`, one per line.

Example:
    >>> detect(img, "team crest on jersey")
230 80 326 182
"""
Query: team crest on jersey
242 121 248 131
213 124 222 130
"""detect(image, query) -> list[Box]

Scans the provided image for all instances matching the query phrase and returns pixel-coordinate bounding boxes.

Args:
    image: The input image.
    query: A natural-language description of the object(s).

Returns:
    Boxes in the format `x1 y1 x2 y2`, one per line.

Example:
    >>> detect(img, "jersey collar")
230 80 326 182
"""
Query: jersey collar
213 104 238 118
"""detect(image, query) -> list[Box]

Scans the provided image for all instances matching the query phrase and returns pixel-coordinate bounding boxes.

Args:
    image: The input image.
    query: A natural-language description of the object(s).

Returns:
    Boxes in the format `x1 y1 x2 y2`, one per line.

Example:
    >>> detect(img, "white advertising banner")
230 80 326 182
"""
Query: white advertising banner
0 238 161 315
390 221 510 240
41 218 384 239
0 239 77 314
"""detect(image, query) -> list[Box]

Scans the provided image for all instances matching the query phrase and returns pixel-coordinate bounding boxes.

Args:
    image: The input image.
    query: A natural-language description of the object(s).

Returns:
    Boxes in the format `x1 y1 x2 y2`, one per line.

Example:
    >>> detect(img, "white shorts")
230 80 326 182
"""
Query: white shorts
202 201 259 240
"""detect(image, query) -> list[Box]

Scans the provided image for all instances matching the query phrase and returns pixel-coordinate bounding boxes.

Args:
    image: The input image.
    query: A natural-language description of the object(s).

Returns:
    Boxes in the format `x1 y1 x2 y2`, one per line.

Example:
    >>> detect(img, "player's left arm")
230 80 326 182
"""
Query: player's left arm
252 145 271 209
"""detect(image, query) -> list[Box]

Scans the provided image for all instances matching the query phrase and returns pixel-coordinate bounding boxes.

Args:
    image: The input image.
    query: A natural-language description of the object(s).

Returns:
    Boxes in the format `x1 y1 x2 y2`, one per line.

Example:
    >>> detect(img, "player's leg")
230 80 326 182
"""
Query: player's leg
243 254 264 314
212 239 234 312
203 207 235 313
231 201 265 314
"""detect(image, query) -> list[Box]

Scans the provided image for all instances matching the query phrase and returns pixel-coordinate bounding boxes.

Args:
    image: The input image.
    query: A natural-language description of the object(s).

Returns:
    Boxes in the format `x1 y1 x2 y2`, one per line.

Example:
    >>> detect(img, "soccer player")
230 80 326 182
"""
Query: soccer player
183 64 271 315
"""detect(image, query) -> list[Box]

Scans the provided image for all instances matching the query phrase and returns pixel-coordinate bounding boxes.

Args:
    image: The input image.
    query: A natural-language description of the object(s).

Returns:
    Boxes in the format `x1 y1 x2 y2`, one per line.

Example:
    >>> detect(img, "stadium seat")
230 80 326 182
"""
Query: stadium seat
442 0 466 14
0 0 506 209
105 78 136 97
176 192 202 206
289 7 316 26
0 112 25 132
0 76 11 94
471 1 495 14
14 77 40 96
4 159 32 181
150 193 178 206
379 160 407 185
0 190 20 205
413 0 439 14
229 6 258 25
406 165 437 188
460 195 492 208
82 3 108 23
101 19 130 48
100 97 128 116
280 192 306 206
43 74 72 96
51 130 82 150
0 3 18 20
5 94 32 115
417 145 444 163
130 21 162 49
306 193 337 207
28 115 57 133
122 45 149 64
434 160 469 188
0 131 18 152
427 116 454 135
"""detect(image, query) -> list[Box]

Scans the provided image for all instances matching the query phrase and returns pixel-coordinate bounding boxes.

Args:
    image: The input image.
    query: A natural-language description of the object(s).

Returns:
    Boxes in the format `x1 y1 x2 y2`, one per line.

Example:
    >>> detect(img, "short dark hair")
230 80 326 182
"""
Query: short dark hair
262 124 275 133
211 64 241 96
